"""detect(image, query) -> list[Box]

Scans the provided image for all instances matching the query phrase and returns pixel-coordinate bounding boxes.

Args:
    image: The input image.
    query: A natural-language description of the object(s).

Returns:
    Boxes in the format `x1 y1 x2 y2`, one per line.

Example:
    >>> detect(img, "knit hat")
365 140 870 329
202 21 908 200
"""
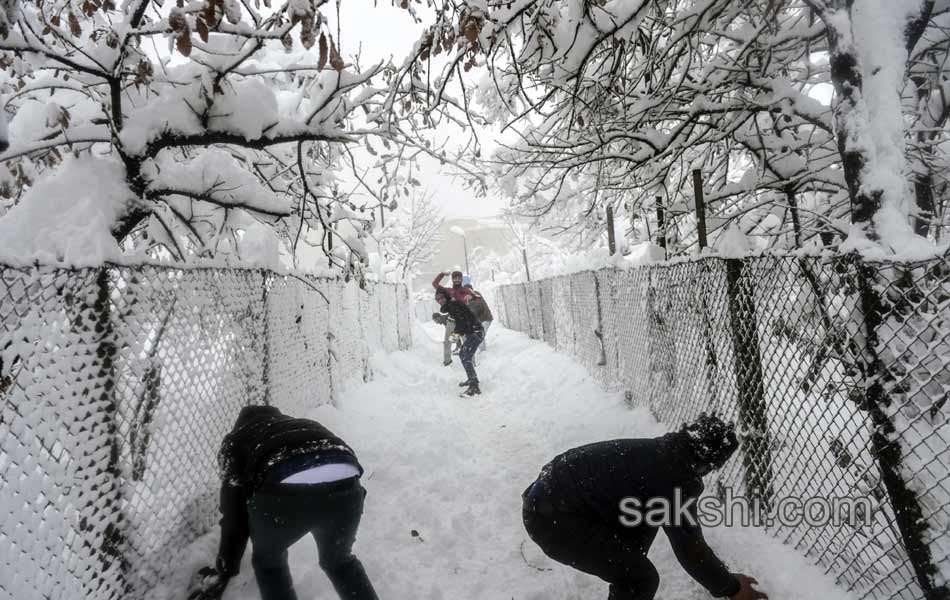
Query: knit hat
681 412 738 472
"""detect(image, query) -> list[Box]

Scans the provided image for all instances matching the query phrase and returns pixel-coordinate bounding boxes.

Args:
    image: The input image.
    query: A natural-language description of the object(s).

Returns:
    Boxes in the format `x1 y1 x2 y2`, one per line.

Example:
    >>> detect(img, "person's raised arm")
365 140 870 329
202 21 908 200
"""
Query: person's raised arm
432 272 445 289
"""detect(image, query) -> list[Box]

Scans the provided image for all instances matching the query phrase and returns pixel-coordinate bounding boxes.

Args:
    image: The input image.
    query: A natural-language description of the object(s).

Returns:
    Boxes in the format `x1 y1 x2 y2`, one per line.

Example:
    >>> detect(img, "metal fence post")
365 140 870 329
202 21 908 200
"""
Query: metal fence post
521 282 532 339
607 205 616 255
692 169 708 250
655 196 666 256
260 270 272 405
593 273 608 367
724 258 775 509
855 262 949 600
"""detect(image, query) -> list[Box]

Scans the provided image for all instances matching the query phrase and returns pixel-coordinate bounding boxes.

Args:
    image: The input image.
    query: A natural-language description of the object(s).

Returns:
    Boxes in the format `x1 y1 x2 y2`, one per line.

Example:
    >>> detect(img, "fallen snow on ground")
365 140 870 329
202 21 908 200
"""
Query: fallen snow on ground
188 322 856 600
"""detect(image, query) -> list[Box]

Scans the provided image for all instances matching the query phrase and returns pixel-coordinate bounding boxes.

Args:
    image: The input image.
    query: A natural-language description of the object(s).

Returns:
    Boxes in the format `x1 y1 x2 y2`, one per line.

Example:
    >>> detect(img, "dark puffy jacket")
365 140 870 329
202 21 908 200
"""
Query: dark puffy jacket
439 298 483 336
525 432 740 598
215 405 362 575
466 293 493 322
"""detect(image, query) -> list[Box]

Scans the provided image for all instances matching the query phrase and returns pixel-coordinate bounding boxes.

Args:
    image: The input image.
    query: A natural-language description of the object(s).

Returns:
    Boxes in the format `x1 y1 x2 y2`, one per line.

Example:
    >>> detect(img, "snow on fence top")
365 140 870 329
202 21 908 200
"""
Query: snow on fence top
0 262 411 600
493 253 950 600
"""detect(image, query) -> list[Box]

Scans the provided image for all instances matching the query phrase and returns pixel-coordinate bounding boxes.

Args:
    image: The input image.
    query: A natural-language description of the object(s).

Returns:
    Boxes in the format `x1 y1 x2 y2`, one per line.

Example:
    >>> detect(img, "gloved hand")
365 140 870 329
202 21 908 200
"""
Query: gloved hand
187 566 230 600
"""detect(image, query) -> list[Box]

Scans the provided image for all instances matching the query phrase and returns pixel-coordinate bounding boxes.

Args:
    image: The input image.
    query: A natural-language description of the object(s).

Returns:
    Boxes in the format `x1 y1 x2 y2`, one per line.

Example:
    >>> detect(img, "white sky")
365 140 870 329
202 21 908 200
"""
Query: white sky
327 2 506 220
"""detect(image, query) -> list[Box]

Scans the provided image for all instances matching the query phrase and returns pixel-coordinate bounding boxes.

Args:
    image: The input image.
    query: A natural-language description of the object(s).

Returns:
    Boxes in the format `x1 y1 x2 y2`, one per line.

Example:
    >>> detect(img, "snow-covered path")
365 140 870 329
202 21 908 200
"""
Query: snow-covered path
216 322 856 600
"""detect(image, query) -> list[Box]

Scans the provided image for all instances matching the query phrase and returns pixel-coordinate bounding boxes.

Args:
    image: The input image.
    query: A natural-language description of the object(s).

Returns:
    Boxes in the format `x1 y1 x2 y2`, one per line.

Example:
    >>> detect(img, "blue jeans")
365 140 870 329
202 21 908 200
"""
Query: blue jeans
460 331 484 383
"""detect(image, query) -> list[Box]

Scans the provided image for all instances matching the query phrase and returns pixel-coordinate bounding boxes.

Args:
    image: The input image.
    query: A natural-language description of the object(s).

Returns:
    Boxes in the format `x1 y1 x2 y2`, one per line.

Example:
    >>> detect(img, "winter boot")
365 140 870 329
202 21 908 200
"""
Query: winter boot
459 379 473 387
443 359 452 367
462 382 481 396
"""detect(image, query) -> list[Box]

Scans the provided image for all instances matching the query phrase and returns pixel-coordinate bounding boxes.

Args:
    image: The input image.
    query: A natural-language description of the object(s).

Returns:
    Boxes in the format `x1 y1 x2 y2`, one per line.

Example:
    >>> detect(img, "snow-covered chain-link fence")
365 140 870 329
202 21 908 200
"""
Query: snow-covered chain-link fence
0 263 411 600
495 255 950 600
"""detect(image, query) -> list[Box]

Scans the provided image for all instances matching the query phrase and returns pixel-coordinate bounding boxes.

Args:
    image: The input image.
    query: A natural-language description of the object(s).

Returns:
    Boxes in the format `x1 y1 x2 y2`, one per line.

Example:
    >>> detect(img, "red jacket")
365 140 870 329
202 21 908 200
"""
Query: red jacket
432 273 473 303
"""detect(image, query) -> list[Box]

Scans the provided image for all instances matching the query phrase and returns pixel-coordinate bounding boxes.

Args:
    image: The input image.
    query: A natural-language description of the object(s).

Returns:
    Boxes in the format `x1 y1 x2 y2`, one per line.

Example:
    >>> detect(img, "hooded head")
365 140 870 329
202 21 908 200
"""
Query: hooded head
680 412 738 476
451 271 463 287
234 404 281 430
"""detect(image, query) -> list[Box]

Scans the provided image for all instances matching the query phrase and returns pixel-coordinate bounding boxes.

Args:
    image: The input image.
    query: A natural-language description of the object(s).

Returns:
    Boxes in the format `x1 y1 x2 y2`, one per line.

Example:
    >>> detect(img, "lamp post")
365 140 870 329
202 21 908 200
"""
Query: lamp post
450 225 470 275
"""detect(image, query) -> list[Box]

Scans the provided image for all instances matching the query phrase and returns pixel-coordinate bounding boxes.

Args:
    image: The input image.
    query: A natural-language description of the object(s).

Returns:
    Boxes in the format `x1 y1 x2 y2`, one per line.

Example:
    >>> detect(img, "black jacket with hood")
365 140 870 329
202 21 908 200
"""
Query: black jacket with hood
524 431 741 598
438 293 483 336
214 405 362 576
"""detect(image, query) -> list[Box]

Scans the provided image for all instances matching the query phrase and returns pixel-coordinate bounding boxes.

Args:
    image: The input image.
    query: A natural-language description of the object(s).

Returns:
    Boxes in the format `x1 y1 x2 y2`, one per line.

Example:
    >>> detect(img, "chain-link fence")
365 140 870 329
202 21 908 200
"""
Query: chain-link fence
494 254 950 600
0 263 412 600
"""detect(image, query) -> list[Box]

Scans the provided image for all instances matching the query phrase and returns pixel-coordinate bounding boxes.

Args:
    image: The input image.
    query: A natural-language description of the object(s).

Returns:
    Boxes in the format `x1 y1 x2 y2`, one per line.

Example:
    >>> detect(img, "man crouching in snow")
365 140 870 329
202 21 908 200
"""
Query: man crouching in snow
521 413 767 600
188 405 378 600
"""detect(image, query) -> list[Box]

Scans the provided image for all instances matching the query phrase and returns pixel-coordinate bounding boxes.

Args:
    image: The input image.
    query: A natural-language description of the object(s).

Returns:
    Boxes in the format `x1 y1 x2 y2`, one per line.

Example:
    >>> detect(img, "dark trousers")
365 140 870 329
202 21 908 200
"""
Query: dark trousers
522 489 660 600
247 478 378 600
459 331 483 383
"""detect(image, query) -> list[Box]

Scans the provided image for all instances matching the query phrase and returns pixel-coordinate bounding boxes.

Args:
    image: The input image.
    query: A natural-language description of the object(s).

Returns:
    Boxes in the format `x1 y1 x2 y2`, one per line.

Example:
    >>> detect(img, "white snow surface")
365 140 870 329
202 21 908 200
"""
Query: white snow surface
176 323 858 600
0 156 132 266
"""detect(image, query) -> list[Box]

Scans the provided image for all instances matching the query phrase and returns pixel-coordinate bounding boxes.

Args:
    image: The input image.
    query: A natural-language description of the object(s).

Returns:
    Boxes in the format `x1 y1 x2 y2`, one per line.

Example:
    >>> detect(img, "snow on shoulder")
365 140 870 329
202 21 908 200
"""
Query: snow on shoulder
0 156 132 267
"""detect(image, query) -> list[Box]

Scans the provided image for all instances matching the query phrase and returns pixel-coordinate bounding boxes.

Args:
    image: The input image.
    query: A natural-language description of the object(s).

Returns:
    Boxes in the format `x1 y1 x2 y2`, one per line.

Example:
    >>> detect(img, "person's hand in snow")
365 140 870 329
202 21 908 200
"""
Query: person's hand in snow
187 566 230 600
730 574 768 600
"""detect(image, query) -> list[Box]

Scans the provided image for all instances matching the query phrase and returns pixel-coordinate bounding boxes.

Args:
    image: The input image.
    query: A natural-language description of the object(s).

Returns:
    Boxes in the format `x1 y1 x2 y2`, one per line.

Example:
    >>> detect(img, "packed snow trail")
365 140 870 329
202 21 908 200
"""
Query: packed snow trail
197 322 856 600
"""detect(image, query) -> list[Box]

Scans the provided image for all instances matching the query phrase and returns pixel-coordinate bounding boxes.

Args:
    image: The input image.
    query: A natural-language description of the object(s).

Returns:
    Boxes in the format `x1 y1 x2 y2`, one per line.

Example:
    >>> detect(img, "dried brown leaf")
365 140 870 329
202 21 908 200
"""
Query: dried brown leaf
197 17 209 42
67 12 81 37
300 15 314 49
169 11 187 32
463 20 479 45
318 32 328 69
329 36 343 72
176 32 192 56
204 0 216 25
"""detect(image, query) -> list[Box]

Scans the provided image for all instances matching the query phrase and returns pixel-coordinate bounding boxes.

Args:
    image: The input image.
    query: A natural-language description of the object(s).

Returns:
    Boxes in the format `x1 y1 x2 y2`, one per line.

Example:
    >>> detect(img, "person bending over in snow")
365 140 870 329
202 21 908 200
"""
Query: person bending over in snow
463 284 493 352
435 286 484 396
522 413 767 600
188 405 378 600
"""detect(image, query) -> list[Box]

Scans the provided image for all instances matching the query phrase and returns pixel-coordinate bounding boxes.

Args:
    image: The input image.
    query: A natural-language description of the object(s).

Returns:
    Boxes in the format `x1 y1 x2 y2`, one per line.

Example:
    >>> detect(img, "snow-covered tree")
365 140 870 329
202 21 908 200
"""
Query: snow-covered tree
375 189 444 283
424 0 950 256
0 0 468 269
415 0 841 253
